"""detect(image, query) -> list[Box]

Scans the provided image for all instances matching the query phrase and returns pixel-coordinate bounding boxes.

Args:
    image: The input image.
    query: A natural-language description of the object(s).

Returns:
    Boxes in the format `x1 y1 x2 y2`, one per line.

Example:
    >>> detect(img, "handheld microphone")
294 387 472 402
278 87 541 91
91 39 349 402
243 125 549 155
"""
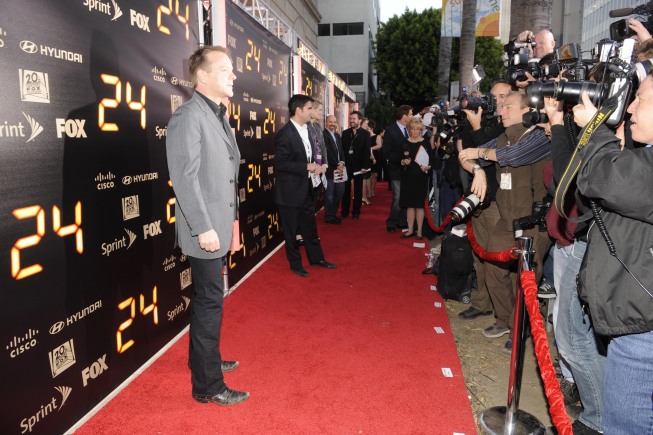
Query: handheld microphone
609 8 633 18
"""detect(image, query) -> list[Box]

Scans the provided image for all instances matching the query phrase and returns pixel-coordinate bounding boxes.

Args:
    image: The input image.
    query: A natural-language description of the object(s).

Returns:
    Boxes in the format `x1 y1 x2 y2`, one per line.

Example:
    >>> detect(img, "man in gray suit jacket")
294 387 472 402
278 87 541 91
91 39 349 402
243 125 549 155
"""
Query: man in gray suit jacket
166 46 249 406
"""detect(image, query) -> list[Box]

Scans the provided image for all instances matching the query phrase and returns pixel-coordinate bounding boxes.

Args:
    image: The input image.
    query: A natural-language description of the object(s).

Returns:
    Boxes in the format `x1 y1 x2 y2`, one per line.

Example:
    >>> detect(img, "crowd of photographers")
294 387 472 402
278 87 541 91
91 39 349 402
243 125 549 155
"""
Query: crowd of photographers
413 13 653 434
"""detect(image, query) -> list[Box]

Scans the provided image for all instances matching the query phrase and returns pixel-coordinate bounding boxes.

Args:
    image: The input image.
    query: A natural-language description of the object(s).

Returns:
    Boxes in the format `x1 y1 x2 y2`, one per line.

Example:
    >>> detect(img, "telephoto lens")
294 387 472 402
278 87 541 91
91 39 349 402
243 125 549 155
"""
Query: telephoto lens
450 193 481 222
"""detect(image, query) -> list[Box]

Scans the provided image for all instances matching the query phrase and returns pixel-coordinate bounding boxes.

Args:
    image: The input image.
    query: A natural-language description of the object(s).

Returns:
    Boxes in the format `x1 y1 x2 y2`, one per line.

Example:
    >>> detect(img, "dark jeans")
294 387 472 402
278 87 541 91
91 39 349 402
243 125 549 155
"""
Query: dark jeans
386 179 403 228
188 255 226 396
341 174 363 217
325 179 345 221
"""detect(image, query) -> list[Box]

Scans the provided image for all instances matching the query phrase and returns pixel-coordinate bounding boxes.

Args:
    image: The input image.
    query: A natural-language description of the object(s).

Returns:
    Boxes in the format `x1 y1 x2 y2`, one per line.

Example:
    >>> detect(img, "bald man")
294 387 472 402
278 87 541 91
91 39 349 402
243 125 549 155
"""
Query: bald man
517 29 556 59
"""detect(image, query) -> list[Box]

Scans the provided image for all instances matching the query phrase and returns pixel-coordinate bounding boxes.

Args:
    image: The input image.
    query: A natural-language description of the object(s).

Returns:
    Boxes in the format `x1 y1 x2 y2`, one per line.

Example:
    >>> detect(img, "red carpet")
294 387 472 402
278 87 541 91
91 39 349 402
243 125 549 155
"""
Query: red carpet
75 183 476 434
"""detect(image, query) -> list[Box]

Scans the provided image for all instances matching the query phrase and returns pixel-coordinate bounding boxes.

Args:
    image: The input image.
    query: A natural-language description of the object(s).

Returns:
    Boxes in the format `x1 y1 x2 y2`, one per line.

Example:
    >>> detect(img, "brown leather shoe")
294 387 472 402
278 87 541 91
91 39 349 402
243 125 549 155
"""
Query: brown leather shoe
193 388 250 406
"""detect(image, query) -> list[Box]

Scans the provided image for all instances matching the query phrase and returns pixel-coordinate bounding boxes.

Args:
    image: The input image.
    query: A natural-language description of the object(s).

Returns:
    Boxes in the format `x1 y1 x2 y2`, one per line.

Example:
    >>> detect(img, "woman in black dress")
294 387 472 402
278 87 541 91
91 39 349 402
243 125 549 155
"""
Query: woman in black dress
400 118 432 240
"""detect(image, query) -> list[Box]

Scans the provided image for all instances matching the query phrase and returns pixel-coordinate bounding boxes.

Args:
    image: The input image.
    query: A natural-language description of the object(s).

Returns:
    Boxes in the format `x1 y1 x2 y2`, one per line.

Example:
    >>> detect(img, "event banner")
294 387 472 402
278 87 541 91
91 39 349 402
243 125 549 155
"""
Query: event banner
223 1 289 283
300 59 327 104
0 1 199 433
441 0 501 37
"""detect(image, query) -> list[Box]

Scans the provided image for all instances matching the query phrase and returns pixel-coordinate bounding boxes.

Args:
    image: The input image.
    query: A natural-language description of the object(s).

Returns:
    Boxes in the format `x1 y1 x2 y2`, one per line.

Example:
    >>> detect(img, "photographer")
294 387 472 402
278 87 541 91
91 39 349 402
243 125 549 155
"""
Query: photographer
572 76 653 433
458 92 551 354
543 97 606 434
455 80 510 320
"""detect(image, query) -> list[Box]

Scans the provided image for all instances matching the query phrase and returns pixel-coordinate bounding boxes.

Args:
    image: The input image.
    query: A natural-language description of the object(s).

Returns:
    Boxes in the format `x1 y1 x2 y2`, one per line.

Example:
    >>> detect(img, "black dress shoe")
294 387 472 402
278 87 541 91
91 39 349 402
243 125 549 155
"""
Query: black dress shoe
291 267 309 277
311 260 337 269
352 214 360 219
458 307 493 320
387 227 396 233
193 388 250 406
325 218 342 224
400 232 414 238
339 214 349 219
221 360 239 373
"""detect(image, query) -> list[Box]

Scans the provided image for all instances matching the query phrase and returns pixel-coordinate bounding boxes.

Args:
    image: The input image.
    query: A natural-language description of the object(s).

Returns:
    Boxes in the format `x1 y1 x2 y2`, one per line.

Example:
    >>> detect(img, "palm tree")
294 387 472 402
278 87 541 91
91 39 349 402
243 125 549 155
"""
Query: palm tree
437 36 453 102
509 0 552 38
459 0 477 94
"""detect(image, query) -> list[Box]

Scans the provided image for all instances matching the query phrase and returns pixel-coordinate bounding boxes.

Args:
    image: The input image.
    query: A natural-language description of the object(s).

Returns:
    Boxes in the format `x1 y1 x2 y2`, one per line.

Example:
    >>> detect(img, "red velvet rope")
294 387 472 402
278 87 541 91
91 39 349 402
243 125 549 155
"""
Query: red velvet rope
521 271 573 434
465 219 518 263
423 197 459 233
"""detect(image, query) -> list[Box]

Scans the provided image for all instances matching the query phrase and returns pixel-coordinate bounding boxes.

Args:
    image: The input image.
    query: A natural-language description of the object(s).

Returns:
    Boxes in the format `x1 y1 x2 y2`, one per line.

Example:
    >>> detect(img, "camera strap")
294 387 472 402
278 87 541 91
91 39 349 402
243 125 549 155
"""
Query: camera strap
554 104 616 222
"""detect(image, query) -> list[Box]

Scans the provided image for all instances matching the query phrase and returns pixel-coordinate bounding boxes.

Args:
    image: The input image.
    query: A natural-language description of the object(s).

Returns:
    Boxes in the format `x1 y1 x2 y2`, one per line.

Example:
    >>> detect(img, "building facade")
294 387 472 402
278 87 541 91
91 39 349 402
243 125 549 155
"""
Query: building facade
316 0 380 104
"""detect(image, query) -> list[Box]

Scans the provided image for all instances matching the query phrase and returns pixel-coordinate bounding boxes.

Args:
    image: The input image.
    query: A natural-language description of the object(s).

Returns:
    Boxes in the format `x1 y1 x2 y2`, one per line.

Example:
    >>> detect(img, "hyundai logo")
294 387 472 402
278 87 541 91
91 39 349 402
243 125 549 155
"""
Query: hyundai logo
49 321 65 335
122 176 133 185
171 76 178 85
20 40 38 54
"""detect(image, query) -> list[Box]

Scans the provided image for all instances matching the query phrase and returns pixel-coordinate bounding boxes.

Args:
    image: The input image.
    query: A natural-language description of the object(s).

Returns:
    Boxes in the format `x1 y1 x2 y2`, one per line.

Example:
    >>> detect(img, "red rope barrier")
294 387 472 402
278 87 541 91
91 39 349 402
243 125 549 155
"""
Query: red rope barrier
521 271 573 434
423 197 459 233
465 220 518 263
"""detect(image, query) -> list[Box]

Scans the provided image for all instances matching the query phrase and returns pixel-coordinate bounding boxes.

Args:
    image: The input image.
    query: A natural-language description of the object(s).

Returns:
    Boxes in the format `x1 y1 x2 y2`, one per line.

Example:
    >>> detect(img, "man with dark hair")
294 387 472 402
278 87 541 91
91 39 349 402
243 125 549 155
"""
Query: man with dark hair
323 114 345 224
166 45 249 406
382 105 412 231
340 110 371 219
274 94 336 277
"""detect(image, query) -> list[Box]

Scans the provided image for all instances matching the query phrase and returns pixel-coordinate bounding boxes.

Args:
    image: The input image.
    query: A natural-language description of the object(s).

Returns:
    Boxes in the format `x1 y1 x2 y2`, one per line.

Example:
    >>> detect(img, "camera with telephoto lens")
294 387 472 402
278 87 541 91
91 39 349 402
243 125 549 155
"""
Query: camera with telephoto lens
460 92 498 118
450 193 481 223
524 35 639 128
522 109 549 127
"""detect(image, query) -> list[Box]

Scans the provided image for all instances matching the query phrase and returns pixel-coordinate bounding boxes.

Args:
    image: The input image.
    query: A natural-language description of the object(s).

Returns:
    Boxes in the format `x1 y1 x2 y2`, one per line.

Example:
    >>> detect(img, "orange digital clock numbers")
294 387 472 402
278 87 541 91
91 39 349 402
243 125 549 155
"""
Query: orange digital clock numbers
246 39 261 73
246 164 261 193
229 102 241 132
166 180 176 224
263 108 276 135
99 74 146 131
11 202 83 280
157 0 190 40
116 286 159 353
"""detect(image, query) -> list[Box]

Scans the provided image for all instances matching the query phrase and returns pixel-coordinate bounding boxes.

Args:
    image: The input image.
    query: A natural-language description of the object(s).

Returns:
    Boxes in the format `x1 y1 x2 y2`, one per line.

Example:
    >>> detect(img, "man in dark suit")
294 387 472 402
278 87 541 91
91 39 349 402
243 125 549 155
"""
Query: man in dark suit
323 114 346 224
382 105 413 231
274 94 336 277
166 46 248 406
340 111 371 219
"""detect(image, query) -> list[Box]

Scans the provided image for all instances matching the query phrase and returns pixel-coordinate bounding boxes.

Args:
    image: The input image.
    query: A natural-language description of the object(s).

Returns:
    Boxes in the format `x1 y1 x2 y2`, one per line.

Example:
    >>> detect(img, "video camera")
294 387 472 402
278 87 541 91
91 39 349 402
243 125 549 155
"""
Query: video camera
503 39 538 85
609 2 653 42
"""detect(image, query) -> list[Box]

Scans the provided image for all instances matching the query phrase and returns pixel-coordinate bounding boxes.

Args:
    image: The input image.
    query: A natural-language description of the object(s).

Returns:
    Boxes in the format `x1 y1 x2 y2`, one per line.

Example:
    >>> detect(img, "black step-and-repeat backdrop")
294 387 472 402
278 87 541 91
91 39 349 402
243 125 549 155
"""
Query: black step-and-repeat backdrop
223 0 288 277
0 1 287 433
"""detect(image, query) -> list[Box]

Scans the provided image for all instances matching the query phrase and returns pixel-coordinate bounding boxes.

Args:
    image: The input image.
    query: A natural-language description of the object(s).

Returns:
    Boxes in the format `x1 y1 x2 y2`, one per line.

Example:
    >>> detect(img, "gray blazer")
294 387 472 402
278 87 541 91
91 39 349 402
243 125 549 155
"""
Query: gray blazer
166 92 240 259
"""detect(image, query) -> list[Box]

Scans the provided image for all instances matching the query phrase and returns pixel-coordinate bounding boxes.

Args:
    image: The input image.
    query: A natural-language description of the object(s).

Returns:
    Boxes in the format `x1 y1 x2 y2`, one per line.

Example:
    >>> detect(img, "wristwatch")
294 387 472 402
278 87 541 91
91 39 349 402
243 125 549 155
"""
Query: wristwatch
472 164 481 173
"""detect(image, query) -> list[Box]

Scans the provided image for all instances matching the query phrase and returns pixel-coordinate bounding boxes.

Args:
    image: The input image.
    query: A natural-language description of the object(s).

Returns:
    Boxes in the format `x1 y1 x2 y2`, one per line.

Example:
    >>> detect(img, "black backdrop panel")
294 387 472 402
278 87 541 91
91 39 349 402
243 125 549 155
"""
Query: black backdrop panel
301 59 327 103
224 1 289 281
0 1 199 433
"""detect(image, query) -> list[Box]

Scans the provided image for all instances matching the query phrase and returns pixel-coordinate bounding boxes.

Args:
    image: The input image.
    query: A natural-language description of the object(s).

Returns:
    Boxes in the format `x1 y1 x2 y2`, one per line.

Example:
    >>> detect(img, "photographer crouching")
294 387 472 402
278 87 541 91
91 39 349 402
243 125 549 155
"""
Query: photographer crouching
573 74 653 433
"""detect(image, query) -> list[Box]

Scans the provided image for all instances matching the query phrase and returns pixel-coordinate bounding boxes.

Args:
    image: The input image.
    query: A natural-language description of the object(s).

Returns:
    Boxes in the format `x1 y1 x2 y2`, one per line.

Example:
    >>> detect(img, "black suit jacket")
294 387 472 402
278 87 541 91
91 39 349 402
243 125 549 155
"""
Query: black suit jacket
341 128 371 176
382 122 407 180
323 128 344 180
274 121 315 207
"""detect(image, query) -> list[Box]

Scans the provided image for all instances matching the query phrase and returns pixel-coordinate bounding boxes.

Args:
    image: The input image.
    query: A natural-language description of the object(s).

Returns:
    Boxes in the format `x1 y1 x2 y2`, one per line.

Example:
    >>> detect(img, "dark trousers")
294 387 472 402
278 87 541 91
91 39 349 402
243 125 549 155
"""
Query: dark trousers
188 255 226 396
278 184 325 270
341 174 363 217
386 179 404 228
325 179 345 221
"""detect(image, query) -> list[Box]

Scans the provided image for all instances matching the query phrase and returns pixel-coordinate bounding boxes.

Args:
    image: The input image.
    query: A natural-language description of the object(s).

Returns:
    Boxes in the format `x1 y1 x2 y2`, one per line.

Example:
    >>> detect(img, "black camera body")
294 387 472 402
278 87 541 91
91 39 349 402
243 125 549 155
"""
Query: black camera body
512 198 551 233
461 92 498 118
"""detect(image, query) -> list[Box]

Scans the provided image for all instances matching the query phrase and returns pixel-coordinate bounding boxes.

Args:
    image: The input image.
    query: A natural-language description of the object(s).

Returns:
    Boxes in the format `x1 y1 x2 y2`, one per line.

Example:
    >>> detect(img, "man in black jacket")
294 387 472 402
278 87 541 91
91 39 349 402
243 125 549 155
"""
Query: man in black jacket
323 114 345 224
274 94 336 277
340 111 371 219
572 78 653 433
382 105 412 231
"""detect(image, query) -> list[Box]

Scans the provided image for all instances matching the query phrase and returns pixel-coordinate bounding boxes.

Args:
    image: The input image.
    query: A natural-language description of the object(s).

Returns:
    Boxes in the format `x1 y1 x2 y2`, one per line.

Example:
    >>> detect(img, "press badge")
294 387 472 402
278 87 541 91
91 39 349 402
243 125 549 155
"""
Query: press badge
500 173 512 190
316 154 322 161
